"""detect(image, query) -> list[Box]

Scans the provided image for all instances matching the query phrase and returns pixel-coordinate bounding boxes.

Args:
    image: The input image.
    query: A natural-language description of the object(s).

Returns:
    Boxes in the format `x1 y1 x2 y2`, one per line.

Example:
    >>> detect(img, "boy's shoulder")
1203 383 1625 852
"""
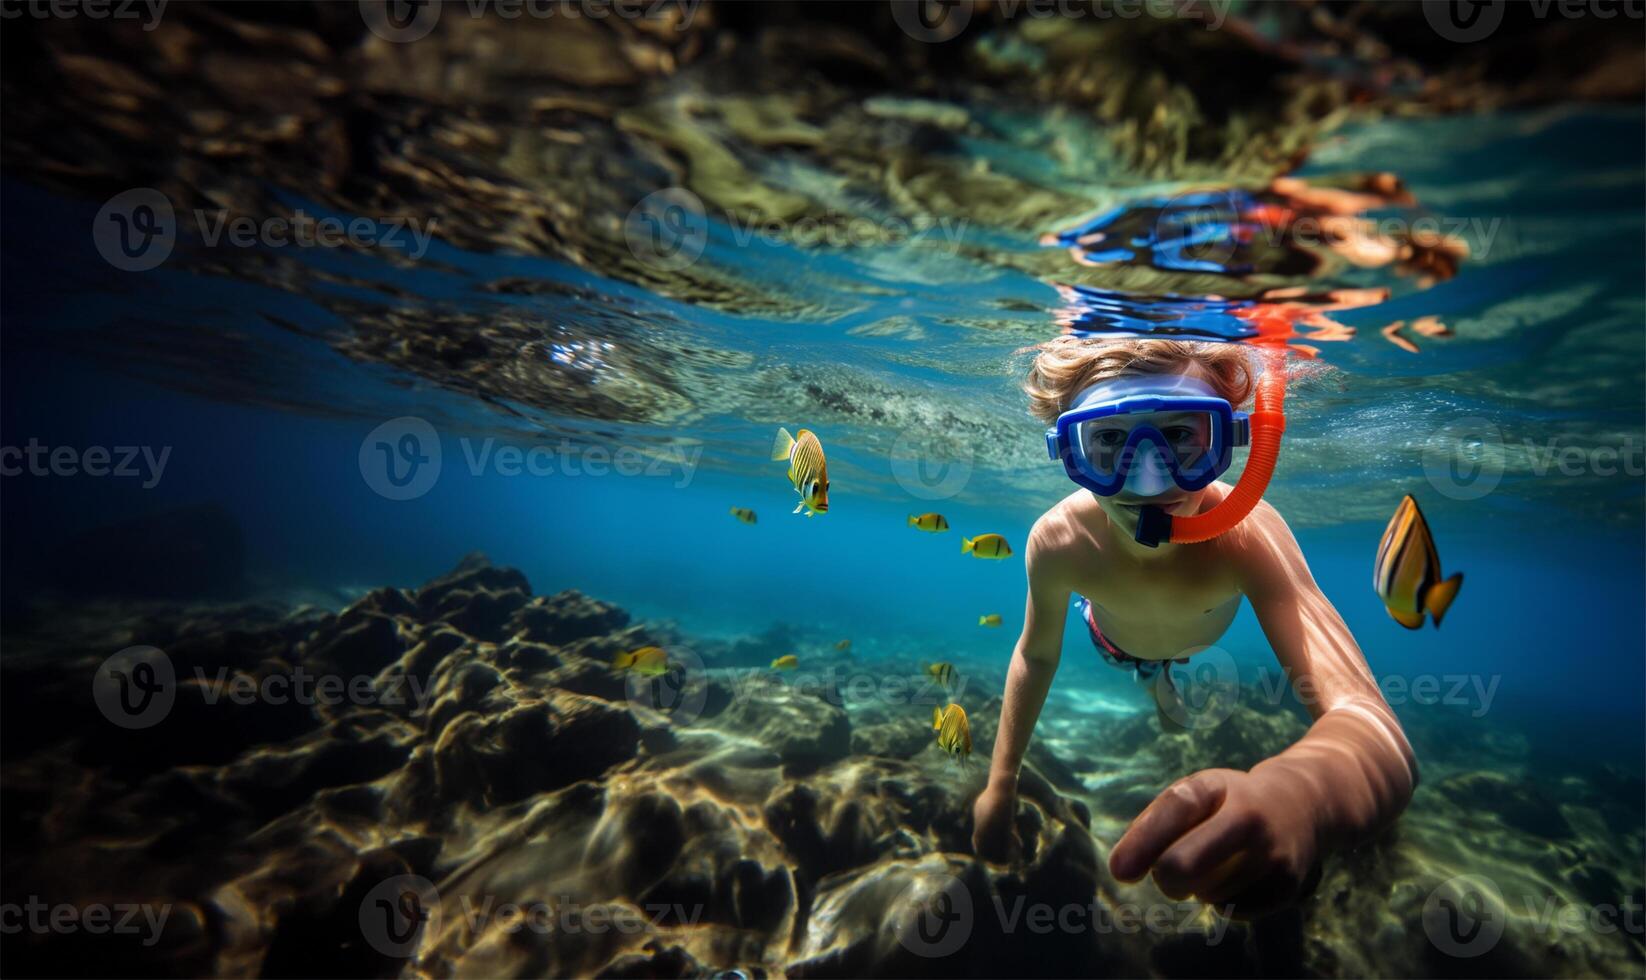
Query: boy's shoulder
1027 491 1102 563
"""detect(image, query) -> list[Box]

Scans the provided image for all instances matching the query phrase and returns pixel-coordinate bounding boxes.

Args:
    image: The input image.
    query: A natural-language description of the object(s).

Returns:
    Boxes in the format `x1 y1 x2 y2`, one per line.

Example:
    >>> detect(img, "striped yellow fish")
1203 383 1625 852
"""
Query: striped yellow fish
961 534 1012 559
1373 494 1463 630
925 662 956 687
771 427 829 516
932 703 972 763
730 507 758 525
771 654 799 670
834 639 851 652
978 614 1002 627
613 646 669 676
908 513 949 532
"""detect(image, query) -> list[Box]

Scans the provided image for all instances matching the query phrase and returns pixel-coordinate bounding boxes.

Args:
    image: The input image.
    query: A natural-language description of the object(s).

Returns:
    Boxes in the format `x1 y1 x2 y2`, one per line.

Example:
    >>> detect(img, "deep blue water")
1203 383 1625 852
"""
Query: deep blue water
2 108 1642 774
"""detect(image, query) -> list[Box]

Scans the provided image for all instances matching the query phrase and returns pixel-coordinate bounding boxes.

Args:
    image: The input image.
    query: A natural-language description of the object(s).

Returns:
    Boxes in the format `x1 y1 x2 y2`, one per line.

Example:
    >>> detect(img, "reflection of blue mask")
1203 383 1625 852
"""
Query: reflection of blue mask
1045 374 1249 498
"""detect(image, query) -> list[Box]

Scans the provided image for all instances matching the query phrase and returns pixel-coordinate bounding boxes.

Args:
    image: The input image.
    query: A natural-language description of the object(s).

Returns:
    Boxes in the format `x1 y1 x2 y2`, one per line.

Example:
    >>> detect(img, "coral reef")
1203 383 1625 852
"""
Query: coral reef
2 556 1639 977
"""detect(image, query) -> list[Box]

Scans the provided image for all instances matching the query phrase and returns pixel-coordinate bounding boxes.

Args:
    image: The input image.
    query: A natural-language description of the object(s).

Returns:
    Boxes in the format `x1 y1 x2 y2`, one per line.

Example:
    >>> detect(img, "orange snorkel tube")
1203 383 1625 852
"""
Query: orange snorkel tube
1133 344 1288 548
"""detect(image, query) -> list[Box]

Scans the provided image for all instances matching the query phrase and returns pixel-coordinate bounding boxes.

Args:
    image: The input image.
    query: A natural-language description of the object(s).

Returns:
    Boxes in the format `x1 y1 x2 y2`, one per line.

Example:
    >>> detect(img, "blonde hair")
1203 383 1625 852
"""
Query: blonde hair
1020 337 1255 425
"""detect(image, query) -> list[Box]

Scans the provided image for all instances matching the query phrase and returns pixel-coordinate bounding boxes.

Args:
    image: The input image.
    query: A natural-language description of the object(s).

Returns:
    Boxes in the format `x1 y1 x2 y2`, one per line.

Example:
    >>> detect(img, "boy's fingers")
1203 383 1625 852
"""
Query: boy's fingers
1109 771 1231 883
1151 811 1261 900
1196 856 1277 913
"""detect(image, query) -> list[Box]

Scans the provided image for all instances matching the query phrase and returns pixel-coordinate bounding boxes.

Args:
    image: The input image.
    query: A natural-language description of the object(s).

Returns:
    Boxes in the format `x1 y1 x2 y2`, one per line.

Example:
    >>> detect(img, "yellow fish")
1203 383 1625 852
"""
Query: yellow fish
925 662 956 687
613 646 669 676
1373 494 1463 629
730 507 758 525
771 654 799 670
961 534 1012 559
771 427 829 516
907 513 949 532
834 639 851 652
978 614 1002 627
932 703 972 763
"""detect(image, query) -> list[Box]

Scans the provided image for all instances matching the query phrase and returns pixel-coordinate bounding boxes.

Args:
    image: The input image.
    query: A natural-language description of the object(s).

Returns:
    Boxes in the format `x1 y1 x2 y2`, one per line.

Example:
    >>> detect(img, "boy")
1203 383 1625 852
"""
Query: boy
971 337 1416 919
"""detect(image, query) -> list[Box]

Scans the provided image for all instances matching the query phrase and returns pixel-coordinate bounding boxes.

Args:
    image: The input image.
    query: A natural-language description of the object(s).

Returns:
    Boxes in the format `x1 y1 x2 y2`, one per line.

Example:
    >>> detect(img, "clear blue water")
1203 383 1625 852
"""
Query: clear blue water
2 106 1642 774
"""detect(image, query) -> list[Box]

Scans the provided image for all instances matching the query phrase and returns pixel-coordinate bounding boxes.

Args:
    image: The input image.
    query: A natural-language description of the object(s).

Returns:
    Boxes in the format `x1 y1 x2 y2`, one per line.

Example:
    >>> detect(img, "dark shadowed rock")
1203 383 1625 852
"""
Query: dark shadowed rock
433 693 641 807
509 589 631 645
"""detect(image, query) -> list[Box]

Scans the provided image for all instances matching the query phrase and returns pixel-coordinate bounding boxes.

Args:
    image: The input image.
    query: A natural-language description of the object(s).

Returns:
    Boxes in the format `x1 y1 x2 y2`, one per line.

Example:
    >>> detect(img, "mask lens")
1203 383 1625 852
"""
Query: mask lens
1076 410 1218 482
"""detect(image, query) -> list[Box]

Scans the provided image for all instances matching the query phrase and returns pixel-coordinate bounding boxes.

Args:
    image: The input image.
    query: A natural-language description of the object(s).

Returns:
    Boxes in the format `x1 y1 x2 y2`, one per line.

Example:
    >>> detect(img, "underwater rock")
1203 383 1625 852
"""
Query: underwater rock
3 555 1640 978
508 589 632 646
715 675 852 769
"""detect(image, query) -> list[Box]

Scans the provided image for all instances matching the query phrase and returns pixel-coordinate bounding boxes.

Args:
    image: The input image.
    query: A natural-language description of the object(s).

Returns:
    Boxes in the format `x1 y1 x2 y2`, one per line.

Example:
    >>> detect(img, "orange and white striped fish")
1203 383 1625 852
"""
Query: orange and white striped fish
771 427 829 516
1373 494 1463 629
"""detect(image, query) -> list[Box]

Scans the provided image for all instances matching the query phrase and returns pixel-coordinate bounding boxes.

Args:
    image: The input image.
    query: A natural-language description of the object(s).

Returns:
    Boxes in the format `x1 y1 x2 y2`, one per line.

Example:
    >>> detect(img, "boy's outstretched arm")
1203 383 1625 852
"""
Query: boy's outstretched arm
1108 501 1417 918
972 518 1071 860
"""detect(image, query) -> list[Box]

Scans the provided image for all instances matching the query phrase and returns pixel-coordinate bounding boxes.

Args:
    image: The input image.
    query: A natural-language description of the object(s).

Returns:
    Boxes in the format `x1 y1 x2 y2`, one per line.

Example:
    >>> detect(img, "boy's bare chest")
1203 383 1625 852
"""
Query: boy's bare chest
1071 554 1244 660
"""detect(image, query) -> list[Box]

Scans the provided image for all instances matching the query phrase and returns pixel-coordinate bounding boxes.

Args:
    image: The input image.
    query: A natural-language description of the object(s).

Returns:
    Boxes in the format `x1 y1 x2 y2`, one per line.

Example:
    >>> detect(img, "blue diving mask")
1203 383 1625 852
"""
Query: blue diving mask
1045 374 1249 498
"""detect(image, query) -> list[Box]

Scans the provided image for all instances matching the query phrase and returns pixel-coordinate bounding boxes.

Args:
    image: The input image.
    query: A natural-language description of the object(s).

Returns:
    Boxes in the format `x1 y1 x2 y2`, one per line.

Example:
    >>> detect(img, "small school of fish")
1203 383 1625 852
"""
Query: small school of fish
1373 493 1463 629
744 427 1020 766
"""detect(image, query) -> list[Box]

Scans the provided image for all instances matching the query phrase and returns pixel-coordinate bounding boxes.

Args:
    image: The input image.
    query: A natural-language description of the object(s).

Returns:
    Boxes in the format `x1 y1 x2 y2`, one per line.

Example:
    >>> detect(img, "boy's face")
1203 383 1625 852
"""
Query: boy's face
1063 363 1226 533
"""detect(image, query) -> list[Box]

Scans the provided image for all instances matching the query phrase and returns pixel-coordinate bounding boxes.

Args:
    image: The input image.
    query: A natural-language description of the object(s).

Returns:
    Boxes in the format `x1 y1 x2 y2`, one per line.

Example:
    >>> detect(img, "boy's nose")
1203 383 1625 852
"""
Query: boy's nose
1123 440 1175 497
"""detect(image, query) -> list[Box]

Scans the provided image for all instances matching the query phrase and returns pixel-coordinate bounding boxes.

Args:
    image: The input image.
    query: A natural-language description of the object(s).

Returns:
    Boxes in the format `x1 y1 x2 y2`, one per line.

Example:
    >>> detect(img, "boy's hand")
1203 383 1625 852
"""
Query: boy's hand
1108 767 1323 919
971 781 1018 861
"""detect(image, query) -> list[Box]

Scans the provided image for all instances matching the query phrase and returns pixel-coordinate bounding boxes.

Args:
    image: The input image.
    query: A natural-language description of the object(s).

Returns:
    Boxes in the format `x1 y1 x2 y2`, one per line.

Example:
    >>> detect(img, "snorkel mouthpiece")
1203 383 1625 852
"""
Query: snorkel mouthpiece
1133 347 1288 547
